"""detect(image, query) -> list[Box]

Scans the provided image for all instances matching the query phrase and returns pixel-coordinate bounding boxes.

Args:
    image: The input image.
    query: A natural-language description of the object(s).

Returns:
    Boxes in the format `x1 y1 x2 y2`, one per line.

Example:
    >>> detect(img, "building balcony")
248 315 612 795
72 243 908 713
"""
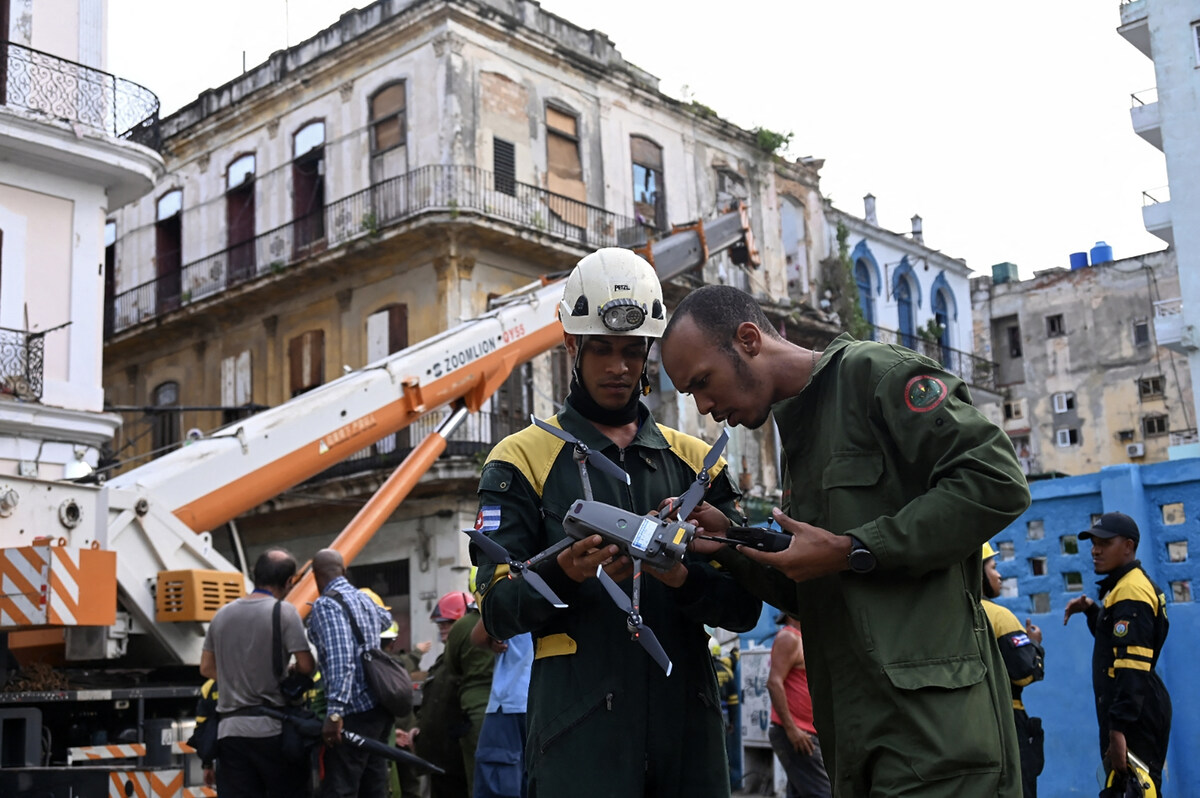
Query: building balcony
1118 0 1151 59
0 328 46 402
1153 298 1198 353
1142 188 1173 246
0 42 163 204
867 325 1000 395
1 42 160 147
1130 88 1162 151
108 164 643 337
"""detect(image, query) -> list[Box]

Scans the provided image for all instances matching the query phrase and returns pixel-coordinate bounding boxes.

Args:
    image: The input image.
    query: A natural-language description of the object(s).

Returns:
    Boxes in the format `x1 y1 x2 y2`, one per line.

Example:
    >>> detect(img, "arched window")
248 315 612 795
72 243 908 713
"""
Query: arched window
631 136 666 230
855 260 875 333
151 381 180 454
780 199 806 290
155 189 182 314
293 122 326 247
896 278 916 349
226 154 256 283
369 83 406 154
932 288 951 364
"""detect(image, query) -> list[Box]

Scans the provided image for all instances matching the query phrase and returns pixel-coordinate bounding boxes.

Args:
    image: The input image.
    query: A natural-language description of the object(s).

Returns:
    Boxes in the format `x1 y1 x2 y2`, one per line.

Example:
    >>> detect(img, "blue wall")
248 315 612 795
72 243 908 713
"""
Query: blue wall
992 461 1200 797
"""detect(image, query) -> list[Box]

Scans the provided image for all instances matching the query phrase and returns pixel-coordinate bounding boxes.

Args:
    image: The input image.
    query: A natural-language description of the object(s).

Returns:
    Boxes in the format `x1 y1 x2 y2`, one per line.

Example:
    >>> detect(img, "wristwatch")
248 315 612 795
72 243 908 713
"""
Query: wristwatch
328 713 342 724
846 535 876 574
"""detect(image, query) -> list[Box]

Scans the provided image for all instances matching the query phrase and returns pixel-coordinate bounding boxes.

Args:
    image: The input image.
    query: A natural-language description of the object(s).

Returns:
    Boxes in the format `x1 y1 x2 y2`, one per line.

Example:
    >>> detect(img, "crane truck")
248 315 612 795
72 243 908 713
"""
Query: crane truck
0 205 758 796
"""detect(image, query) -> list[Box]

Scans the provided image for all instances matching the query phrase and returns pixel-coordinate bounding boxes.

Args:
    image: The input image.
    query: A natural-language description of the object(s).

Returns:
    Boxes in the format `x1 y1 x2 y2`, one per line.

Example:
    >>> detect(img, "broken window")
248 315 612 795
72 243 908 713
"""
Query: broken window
221 351 254 424
1046 314 1064 337
631 135 666 230
370 82 406 154
1139 375 1165 398
1007 324 1023 358
1052 392 1076 413
226 153 256 284
1003 400 1023 420
1056 428 1080 447
1133 320 1151 347
289 329 325 397
292 121 326 248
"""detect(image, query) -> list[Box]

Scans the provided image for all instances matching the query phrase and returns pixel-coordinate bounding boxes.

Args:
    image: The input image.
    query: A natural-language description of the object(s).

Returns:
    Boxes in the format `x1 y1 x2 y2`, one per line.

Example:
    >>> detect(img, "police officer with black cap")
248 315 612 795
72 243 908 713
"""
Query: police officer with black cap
1064 512 1171 795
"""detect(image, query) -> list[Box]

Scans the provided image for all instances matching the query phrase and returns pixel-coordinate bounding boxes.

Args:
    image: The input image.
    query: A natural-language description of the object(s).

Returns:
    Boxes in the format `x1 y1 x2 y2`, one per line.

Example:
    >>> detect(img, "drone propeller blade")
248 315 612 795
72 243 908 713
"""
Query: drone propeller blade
703 428 730 473
582 450 632 486
632 623 673 676
523 568 568 609
595 565 633 613
674 428 731 522
530 415 629 485
464 527 511 566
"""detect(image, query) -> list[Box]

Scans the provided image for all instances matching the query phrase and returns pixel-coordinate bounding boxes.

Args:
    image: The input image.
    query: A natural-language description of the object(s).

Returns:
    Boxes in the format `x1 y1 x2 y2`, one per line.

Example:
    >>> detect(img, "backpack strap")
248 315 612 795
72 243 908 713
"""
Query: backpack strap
328 591 368 648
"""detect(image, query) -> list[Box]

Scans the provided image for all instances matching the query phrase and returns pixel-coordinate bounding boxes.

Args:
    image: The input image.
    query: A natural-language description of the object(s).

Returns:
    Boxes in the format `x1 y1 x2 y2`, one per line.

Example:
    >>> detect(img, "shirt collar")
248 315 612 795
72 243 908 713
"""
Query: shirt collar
1096 559 1140 598
556 400 669 452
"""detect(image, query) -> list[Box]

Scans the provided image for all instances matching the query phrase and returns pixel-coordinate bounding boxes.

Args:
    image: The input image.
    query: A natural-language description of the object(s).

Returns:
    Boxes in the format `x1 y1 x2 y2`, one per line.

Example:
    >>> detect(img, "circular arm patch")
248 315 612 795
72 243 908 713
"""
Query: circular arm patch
904 375 948 413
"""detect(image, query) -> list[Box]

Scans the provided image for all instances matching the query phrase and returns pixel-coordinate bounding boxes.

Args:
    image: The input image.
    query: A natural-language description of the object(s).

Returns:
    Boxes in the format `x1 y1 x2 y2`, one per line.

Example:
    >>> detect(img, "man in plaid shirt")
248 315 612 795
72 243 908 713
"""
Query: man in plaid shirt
309 549 394 798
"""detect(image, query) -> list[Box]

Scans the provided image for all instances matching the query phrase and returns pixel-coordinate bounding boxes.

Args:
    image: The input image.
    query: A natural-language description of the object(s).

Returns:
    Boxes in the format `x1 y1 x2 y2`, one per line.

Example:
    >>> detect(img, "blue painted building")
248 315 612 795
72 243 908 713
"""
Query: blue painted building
993 461 1199 796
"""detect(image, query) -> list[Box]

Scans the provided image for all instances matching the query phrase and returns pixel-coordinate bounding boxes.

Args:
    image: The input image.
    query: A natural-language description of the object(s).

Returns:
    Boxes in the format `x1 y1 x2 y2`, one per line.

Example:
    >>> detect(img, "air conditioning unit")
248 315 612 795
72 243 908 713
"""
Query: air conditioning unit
1126 442 1146 458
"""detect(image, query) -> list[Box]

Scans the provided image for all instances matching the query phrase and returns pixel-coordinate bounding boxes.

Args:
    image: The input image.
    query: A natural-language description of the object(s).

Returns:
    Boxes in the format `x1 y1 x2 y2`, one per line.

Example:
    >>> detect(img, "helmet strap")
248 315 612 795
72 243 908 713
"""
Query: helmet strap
566 334 646 426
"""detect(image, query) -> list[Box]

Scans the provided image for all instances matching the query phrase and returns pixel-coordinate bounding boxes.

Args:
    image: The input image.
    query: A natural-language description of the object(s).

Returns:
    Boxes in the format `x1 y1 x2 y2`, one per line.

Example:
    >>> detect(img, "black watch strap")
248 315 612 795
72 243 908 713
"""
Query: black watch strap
847 535 876 574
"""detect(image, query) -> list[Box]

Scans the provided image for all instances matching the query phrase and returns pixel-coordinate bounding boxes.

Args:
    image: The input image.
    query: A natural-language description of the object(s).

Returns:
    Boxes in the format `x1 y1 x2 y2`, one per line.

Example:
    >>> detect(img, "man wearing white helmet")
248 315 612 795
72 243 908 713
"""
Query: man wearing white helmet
472 248 761 797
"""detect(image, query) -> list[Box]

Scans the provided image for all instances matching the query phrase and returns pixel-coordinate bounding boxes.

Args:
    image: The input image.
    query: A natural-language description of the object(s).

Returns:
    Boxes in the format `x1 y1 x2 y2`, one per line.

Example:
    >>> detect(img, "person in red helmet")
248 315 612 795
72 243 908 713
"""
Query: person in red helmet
400 589 494 798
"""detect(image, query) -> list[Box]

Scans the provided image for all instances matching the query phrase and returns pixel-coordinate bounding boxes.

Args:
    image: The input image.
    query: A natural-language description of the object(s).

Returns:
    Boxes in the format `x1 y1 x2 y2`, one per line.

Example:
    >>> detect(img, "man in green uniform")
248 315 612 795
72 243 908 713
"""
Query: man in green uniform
472 249 761 798
660 285 1030 798
1064 512 1171 795
982 542 1045 797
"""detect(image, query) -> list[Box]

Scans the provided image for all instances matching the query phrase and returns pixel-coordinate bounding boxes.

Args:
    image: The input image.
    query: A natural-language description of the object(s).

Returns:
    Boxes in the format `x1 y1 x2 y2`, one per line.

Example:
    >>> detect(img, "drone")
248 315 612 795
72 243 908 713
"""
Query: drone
465 415 730 676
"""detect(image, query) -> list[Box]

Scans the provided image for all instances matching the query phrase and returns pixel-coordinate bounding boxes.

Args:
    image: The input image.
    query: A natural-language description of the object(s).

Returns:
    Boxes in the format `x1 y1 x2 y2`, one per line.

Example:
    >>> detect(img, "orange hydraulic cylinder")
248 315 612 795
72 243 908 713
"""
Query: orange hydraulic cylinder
286 416 457 617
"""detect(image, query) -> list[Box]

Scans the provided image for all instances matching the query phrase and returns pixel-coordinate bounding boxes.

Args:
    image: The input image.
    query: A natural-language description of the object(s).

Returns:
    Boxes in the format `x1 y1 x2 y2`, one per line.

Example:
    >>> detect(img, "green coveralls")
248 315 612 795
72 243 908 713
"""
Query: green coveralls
473 402 762 798
718 334 1030 798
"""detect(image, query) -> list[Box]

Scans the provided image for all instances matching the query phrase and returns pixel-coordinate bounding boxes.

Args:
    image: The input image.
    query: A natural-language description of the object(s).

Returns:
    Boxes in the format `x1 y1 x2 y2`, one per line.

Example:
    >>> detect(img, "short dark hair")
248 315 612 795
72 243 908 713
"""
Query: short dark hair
664 285 782 358
253 548 298 590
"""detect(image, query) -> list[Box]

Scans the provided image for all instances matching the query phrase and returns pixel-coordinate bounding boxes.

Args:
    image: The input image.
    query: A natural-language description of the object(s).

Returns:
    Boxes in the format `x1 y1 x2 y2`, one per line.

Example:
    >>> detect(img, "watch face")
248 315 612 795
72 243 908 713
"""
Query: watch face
849 548 875 573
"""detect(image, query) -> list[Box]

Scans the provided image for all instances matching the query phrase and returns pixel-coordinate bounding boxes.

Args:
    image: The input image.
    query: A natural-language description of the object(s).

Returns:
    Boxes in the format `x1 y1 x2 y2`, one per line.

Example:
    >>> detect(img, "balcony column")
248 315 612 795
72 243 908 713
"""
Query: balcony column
433 235 477 332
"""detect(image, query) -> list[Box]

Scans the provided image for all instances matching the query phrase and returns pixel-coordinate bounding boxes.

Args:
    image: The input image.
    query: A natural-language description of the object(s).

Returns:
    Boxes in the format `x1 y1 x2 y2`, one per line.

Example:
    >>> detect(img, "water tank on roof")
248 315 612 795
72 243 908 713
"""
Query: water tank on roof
991 262 1020 284
1090 241 1113 265
1069 252 1089 270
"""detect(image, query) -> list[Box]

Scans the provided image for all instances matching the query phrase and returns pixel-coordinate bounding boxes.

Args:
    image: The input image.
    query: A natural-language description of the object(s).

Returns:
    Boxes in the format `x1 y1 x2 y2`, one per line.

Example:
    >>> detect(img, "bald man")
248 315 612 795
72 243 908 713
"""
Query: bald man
308 549 395 798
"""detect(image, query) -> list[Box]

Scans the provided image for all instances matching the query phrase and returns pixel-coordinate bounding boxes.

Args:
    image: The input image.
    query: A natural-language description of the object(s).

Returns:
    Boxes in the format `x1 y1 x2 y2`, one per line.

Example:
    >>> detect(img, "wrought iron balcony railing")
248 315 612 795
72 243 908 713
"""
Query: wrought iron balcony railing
868 324 999 393
2 42 161 149
0 327 47 401
109 164 643 335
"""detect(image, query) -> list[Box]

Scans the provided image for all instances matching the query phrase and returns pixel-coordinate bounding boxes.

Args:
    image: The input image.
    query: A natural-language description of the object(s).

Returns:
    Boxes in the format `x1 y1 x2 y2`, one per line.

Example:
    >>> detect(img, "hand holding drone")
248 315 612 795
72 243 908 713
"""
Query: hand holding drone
466 416 735 676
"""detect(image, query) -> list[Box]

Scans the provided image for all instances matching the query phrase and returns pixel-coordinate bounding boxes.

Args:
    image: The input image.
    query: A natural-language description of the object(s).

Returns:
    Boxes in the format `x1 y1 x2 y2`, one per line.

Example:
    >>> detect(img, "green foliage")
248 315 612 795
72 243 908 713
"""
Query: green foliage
821 222 872 340
360 212 379 236
689 100 718 120
918 318 946 343
752 127 793 155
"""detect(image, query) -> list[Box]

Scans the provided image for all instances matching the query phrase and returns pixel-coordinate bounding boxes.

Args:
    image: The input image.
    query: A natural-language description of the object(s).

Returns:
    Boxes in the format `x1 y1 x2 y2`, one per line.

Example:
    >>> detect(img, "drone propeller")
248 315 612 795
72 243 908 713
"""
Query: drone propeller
465 528 568 609
595 563 673 676
530 415 630 486
672 427 730 523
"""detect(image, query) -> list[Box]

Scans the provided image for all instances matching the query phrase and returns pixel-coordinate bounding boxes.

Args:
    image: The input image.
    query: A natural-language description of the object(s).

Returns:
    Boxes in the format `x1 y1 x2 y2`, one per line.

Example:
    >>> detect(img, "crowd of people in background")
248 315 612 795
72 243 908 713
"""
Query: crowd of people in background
199 248 1173 798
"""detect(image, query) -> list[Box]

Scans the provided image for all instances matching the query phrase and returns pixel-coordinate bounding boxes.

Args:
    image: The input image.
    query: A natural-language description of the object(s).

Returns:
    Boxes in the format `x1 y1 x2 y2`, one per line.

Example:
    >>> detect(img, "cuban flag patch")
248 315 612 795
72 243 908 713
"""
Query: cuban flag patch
1009 632 1031 648
476 506 501 531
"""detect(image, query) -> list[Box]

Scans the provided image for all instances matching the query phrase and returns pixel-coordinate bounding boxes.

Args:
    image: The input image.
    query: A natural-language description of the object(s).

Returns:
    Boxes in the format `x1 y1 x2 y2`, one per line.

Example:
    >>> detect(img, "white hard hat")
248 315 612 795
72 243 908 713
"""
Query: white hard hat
559 248 665 338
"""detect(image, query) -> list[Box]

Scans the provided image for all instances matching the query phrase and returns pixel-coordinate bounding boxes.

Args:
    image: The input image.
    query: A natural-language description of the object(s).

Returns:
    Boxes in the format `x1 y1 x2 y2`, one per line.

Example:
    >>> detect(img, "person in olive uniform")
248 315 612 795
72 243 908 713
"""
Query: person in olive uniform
1064 512 1171 795
660 285 1030 798
471 249 761 798
982 542 1045 797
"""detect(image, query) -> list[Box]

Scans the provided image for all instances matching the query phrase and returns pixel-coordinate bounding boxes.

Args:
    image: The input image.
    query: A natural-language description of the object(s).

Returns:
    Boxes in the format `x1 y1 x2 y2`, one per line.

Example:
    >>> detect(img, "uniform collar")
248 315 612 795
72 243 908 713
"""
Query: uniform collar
1096 559 1141 598
556 400 669 452
771 333 855 421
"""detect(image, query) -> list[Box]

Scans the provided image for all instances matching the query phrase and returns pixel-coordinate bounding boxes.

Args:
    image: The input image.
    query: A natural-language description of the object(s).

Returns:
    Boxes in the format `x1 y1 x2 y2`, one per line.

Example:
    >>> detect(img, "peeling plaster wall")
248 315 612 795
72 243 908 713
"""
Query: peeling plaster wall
971 251 1192 476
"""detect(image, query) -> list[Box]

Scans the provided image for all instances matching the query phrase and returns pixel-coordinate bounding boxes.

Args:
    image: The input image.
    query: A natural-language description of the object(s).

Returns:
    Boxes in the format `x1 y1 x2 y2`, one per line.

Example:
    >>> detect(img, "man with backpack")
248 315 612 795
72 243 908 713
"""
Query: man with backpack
308 549 396 798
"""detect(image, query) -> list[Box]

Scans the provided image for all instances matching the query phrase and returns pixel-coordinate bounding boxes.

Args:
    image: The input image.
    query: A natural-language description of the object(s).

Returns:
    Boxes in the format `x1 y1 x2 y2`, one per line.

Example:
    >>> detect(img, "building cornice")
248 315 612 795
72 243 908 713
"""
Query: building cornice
827 205 971 278
0 402 122 448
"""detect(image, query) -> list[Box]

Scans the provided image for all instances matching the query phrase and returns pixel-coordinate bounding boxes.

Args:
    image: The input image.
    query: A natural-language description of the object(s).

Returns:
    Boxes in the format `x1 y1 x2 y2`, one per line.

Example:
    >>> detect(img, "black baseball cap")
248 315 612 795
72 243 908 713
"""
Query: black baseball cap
1080 512 1140 543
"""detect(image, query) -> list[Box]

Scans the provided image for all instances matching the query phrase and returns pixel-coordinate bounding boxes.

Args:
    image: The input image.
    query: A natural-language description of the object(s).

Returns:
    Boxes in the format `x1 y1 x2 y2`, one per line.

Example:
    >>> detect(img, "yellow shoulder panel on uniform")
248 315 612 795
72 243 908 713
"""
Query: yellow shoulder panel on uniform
982 599 1024 637
485 417 567 498
657 424 728 477
1105 569 1161 613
